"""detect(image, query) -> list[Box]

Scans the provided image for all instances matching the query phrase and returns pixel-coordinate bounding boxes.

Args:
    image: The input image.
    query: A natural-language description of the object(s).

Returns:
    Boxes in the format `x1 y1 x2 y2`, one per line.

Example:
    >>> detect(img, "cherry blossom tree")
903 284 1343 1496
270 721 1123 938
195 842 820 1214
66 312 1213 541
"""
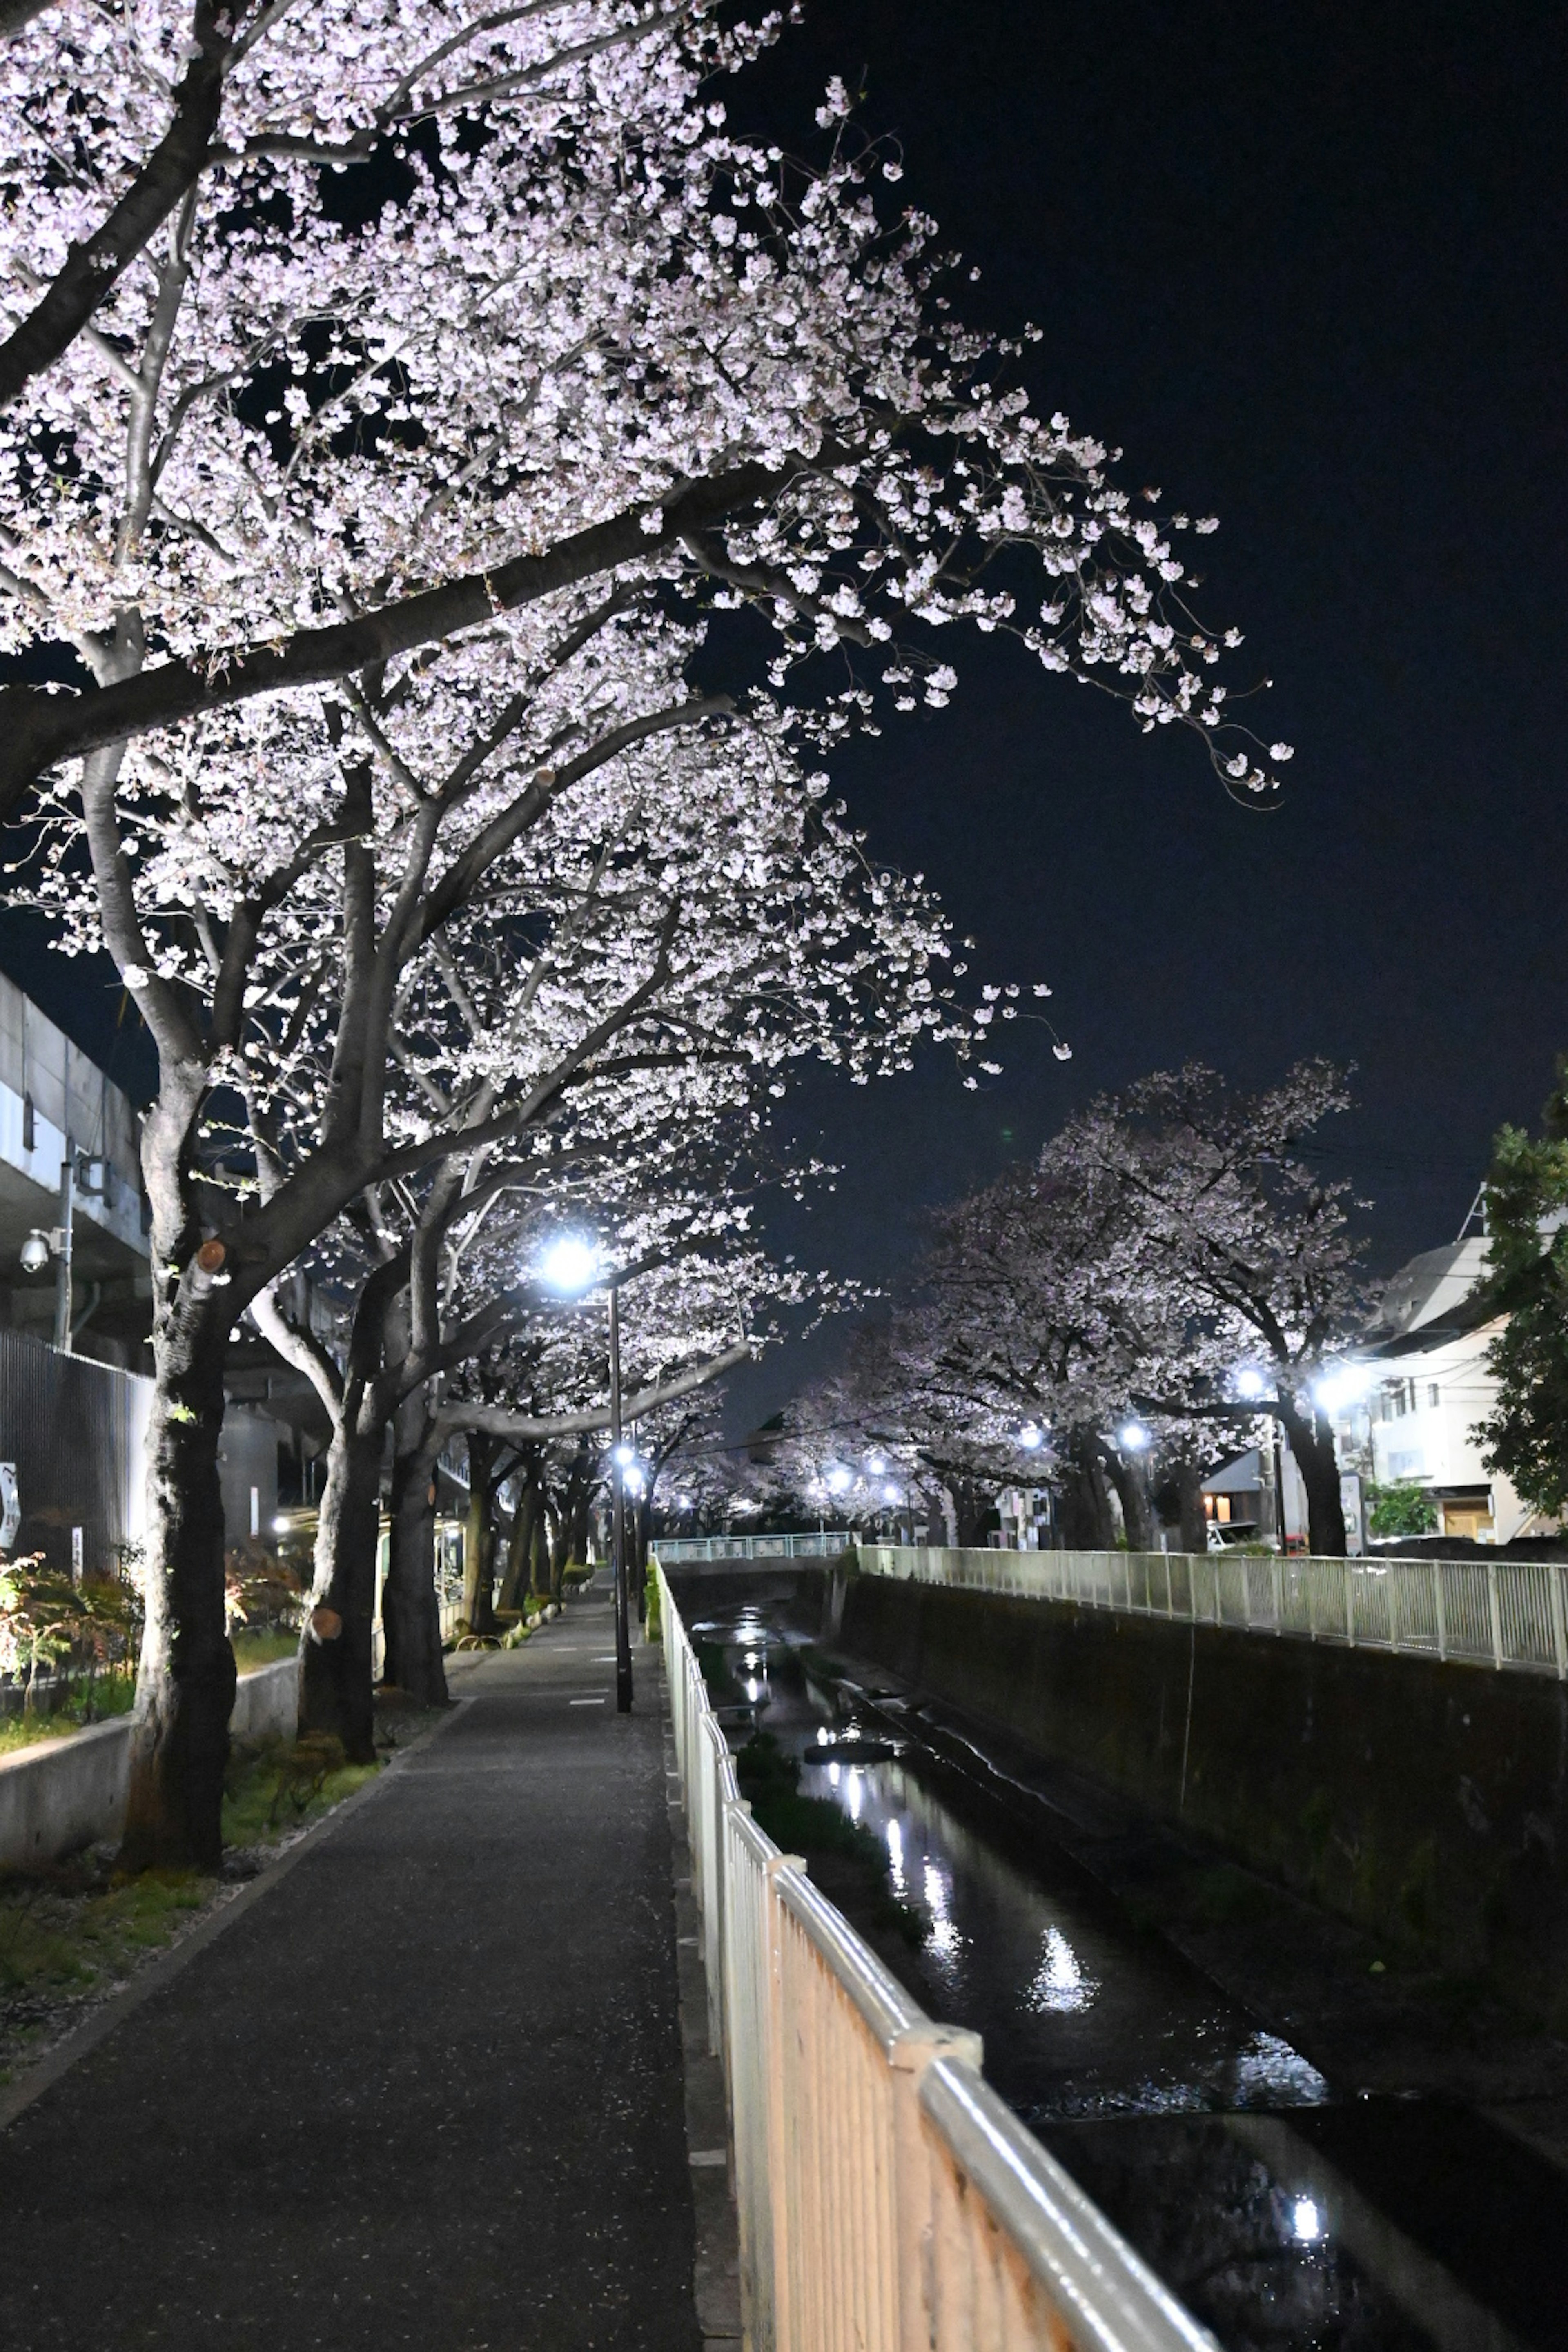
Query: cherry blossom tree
1062 1062 1367 1555
2 4 1295 1861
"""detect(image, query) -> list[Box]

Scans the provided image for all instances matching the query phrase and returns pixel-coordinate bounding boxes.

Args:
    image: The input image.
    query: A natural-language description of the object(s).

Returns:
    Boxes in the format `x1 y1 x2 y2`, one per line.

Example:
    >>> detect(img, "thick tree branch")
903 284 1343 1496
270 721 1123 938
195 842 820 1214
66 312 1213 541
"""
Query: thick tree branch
433 1341 751 1445
0 461 785 813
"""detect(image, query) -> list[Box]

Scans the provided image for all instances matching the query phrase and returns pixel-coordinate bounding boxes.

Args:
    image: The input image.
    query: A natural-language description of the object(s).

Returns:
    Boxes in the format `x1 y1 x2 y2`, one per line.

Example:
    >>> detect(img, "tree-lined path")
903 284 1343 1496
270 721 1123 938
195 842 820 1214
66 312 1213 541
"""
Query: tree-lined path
0 1591 700 2352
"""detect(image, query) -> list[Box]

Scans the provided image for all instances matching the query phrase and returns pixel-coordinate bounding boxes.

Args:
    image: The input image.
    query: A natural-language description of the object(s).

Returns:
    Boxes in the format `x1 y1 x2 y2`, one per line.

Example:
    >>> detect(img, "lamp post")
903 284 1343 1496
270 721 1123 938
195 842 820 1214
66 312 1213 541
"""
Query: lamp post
20 1150 105 1357
536 1235 633 1713
607 1280 632 1713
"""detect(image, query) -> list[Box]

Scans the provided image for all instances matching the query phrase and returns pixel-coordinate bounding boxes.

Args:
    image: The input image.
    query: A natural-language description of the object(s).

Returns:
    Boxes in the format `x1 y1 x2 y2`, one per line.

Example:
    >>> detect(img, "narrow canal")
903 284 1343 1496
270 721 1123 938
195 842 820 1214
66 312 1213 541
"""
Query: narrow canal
686 1590 1568 2352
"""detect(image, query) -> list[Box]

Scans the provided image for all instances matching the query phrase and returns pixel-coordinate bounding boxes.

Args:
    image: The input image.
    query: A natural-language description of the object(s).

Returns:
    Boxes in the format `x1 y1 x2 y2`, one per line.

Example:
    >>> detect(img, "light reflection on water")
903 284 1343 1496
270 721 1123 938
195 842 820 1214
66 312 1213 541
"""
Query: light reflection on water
803 1744 1328 2124
1027 1923 1098 2016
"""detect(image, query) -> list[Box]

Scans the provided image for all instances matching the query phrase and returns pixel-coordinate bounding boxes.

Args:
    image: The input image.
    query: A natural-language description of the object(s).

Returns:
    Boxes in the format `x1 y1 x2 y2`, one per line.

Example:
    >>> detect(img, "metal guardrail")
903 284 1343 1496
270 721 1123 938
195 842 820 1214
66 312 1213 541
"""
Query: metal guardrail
654 1530 853 1563
657 1563 1218 2352
862 1544 1568 1681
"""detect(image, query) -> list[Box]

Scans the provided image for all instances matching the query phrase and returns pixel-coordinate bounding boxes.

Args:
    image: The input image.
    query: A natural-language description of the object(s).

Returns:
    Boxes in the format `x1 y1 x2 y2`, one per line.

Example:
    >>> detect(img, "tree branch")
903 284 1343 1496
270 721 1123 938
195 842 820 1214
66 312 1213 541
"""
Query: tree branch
0 461 785 813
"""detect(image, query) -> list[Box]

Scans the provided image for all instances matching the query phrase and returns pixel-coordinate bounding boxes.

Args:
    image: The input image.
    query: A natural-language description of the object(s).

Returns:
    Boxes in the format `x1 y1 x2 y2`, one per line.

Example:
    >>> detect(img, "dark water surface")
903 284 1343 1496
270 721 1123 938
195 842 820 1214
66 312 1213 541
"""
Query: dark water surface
690 1597 1567 2352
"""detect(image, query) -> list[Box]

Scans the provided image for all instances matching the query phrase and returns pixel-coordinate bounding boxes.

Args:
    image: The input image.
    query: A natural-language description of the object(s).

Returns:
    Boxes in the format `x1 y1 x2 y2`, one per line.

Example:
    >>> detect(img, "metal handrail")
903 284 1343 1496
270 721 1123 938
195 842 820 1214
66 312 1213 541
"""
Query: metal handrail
860 1544 1568 1682
656 1560 1218 2352
653 1530 854 1562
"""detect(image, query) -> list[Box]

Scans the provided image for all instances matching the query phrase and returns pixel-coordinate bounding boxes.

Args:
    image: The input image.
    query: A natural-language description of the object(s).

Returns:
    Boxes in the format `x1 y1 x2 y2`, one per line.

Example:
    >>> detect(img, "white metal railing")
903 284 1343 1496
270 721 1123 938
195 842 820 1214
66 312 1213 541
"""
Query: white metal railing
860 1545 1568 1681
655 1530 854 1563
657 1563 1217 2352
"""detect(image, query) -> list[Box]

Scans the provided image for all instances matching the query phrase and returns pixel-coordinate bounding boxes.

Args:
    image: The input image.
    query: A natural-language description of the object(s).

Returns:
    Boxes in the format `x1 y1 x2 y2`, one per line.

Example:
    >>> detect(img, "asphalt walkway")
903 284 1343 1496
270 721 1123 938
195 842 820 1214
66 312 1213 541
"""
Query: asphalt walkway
0 1586 702 2351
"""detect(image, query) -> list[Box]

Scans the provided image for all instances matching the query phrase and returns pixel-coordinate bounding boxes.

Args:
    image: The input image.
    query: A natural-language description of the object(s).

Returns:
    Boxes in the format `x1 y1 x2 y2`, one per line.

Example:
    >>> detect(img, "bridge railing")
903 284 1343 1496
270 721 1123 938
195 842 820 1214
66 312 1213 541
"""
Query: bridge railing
655 1530 853 1563
860 1544 1568 1681
657 1562 1217 2352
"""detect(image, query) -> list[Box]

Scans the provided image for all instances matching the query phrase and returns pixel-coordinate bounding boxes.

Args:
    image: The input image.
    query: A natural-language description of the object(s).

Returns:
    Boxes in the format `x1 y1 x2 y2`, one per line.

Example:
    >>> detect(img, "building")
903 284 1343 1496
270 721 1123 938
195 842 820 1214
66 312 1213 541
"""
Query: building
1350 1229 1548 1545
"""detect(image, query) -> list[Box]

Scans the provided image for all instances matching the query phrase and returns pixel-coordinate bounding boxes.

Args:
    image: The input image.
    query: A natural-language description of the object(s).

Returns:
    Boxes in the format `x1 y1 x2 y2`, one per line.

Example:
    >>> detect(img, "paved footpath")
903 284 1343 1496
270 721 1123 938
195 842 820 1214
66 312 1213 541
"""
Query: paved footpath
0 1586 702 2352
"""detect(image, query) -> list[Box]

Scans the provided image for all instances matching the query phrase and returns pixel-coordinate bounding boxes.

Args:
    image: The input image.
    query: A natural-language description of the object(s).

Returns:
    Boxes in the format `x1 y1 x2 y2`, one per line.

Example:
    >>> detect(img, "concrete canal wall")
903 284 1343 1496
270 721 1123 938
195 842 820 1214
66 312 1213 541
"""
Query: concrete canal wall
831 1569 1568 2031
0 1656 298 1871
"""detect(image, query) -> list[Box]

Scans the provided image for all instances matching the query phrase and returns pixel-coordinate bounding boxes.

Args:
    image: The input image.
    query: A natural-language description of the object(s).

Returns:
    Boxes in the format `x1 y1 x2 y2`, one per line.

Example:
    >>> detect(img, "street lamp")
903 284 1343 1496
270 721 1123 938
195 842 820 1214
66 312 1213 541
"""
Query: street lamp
1119 1422 1151 1452
536 1234 634 1714
1018 1422 1045 1451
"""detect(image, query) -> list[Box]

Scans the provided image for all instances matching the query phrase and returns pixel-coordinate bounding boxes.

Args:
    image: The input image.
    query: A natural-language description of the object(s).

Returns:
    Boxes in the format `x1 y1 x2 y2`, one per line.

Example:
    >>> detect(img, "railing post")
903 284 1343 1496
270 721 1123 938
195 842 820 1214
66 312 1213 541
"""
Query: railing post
1550 1564 1568 1684
762 1850 807 2352
1270 1555 1283 1635
1388 1563 1401 1655
1345 1559 1356 1648
1488 1559 1504 1670
1434 1559 1448 1662
887 2021 986 2352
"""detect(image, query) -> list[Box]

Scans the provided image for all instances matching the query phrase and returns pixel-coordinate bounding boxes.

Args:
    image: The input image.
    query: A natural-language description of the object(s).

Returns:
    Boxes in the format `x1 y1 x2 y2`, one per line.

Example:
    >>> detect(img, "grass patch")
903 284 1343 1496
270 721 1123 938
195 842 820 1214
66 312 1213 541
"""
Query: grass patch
0 1676 138 1755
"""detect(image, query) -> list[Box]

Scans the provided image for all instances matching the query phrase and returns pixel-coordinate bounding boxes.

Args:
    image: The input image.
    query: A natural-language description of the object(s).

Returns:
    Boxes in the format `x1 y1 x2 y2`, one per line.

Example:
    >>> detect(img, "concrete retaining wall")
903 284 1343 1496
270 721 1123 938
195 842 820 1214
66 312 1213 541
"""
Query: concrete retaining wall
0 1656 299 1871
834 1571 1568 2033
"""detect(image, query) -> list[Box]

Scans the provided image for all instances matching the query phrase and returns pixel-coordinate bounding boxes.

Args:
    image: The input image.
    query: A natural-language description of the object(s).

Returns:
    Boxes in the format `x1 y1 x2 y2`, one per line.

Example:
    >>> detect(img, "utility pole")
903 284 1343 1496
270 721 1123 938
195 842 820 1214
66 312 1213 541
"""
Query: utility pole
51 1151 74 1354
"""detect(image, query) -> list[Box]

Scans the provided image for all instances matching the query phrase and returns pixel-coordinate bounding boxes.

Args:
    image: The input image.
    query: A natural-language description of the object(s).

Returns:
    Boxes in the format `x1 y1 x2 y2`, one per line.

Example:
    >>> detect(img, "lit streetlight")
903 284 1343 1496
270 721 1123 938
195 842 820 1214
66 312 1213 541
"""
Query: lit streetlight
535 1234 634 1714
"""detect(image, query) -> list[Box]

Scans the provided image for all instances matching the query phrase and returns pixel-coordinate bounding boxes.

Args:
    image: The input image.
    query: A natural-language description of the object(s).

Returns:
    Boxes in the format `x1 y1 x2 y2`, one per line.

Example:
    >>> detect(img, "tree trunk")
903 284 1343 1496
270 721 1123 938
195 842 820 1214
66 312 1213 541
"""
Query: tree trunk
549 1496 571 1596
462 1430 498 1631
300 1406 384 1762
1278 1402 1348 1556
385 1405 448 1706
497 1478 538 1614
121 1293 237 1871
1058 1438 1116 1550
633 1494 650 1619
1105 1450 1155 1551
1175 1459 1209 1555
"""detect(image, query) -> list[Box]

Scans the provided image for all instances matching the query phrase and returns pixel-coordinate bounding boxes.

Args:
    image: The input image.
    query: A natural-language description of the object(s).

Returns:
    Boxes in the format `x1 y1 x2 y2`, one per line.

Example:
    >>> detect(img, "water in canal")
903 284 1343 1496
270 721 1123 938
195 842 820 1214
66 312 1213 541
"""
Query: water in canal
692 1598 1567 2352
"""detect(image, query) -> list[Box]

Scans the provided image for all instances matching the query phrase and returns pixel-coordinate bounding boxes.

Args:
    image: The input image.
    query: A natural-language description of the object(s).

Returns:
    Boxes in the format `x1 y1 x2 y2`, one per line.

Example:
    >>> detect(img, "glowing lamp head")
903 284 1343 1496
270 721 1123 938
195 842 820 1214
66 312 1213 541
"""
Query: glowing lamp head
882 1483 900 1505
612 1442 635 1467
1018 1423 1045 1451
1313 1363 1373 1413
535 1235 601 1296
1119 1422 1151 1452
824 1464 853 1497
1234 1366 1269 1400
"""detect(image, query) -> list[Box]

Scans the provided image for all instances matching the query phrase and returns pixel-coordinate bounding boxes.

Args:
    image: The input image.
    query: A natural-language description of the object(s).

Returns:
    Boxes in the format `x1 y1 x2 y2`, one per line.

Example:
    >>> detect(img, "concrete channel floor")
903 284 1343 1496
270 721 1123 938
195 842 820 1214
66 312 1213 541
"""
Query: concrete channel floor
0 1587 707 2352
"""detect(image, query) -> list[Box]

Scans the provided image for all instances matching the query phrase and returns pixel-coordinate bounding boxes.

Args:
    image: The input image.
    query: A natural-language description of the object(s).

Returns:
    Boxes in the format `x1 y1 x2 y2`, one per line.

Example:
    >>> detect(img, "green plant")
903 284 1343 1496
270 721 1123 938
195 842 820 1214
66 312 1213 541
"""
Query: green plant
1367 1479 1437 1538
1476 1071 1568 1516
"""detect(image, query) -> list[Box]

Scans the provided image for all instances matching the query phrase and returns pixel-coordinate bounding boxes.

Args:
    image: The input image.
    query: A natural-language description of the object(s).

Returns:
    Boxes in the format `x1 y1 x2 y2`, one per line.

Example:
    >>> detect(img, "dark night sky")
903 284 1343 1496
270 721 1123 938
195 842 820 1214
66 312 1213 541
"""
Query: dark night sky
719 0 1568 1432
4 4 1565 1434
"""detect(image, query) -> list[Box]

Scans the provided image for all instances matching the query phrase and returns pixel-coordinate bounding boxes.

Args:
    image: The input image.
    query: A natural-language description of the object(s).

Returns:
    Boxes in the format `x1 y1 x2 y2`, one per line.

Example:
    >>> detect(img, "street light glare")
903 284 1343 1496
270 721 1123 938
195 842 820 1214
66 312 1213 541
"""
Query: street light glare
536 1234 601 1295
1234 1367 1269 1399
613 1442 635 1467
882 1483 900 1504
1018 1423 1045 1451
824 1463 853 1495
1120 1422 1151 1452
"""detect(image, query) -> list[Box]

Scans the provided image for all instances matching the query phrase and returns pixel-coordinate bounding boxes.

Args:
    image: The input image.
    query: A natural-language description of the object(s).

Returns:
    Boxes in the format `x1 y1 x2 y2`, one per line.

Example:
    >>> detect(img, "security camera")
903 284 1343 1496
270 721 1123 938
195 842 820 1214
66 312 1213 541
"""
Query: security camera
19 1229 51 1274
